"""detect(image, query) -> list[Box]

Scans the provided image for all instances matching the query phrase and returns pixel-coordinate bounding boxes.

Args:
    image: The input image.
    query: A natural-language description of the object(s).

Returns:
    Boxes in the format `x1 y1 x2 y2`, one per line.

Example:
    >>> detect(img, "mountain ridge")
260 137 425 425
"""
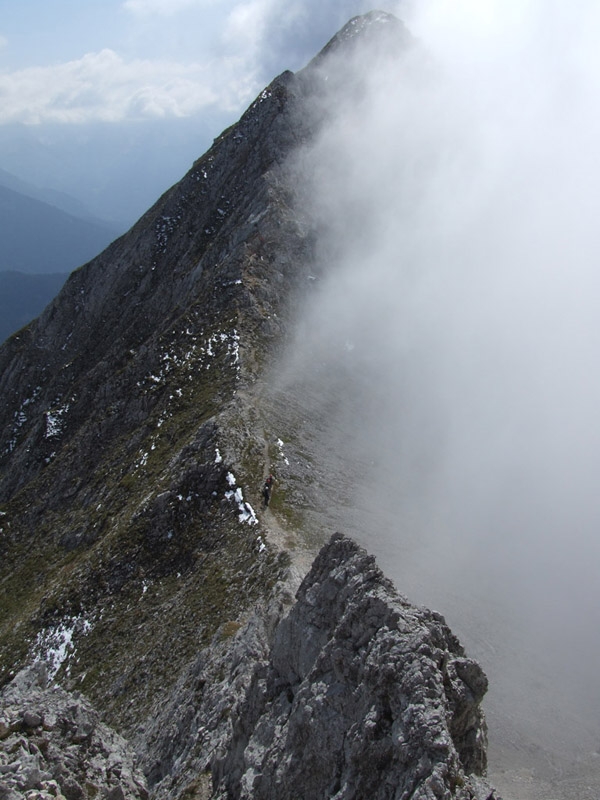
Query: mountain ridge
0 166 114 225
0 183 121 275
0 13 499 800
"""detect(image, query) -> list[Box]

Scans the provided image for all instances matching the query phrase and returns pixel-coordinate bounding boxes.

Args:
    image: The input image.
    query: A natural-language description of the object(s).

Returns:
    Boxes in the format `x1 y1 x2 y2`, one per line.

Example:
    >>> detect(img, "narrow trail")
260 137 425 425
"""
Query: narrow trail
258 426 314 577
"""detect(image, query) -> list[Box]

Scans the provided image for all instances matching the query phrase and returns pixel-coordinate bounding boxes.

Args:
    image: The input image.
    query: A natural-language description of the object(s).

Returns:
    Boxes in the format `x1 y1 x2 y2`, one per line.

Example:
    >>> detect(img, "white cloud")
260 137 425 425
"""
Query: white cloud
122 0 212 16
278 0 600 756
224 0 293 50
223 0 370 77
0 2 371 128
0 48 255 125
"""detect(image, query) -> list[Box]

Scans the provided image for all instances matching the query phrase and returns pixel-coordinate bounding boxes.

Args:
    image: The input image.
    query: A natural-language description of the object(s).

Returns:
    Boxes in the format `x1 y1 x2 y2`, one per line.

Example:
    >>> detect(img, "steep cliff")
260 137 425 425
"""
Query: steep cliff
212 534 495 800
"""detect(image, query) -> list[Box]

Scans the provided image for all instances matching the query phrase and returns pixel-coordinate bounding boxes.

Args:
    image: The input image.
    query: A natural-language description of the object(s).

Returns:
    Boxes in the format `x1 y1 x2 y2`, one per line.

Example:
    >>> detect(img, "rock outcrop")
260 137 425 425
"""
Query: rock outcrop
0 536 498 799
0 662 147 800
134 535 498 800
213 534 496 800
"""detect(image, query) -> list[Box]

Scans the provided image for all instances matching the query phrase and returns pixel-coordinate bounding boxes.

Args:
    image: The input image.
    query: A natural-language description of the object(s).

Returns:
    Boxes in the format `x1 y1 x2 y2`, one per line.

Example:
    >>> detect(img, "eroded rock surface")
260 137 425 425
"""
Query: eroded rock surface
1 536 498 800
143 534 499 800
0 663 147 800
211 533 497 800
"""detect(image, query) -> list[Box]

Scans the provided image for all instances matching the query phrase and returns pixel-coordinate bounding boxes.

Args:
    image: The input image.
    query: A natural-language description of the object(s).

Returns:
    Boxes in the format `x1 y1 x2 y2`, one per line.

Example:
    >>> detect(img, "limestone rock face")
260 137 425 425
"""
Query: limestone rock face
0 663 147 800
210 534 497 800
122 534 498 800
0 537 498 800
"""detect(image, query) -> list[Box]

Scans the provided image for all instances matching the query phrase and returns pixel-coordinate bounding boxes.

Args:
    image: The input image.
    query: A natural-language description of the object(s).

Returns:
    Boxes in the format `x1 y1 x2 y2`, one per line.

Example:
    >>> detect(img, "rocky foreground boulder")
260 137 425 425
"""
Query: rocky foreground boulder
0 663 146 800
1 535 497 800
0 533 497 800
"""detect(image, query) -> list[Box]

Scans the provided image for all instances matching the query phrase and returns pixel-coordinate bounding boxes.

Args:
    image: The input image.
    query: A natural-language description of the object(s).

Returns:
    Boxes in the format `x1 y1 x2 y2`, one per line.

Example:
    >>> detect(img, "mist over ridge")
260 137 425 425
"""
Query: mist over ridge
0 7 598 799
272 0 600 766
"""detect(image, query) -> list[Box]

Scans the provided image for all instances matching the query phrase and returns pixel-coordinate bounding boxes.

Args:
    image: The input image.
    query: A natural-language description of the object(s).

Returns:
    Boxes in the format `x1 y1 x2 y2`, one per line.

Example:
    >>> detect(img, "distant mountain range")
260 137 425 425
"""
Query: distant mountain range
0 166 99 221
0 181 122 275
0 270 68 342
0 171 124 342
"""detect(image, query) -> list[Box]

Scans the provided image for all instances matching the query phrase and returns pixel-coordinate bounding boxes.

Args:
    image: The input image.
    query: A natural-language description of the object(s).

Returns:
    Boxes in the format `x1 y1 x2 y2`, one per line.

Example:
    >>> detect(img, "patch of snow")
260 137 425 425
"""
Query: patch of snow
277 437 290 466
224 473 258 525
215 447 223 463
33 616 92 681
5 388 42 454
45 403 70 439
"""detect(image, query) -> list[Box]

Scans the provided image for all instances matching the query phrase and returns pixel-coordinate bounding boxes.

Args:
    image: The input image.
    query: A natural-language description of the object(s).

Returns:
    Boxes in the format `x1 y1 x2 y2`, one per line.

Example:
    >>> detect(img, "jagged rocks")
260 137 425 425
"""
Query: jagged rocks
0 536 498 800
130 534 499 799
212 534 498 800
0 662 147 800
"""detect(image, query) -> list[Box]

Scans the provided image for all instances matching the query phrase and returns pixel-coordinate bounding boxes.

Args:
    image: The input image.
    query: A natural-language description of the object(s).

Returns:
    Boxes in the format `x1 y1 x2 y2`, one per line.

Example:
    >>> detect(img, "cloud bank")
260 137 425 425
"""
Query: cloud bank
0 50 226 125
0 0 371 127
122 0 214 16
280 0 600 759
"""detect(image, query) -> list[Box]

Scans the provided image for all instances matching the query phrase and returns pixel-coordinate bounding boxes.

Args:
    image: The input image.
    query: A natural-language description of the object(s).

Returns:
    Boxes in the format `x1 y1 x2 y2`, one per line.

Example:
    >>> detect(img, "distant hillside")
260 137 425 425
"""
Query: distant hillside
0 270 68 343
0 166 97 221
0 184 122 274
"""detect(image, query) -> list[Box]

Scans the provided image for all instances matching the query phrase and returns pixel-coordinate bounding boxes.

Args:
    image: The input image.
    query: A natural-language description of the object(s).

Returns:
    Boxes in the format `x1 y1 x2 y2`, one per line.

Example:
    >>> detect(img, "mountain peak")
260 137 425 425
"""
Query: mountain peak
309 9 410 66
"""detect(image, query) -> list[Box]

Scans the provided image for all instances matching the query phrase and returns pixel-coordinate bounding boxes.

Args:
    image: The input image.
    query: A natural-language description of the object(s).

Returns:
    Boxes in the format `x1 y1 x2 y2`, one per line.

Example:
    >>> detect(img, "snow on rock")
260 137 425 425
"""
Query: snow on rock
4 388 42 454
33 616 92 681
276 437 290 466
204 330 240 371
135 327 241 397
225 472 258 526
45 402 70 439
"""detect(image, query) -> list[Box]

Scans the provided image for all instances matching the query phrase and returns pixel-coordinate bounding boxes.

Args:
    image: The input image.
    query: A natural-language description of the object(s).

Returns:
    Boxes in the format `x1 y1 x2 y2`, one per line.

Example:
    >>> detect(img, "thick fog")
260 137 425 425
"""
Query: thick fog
277 1 600 770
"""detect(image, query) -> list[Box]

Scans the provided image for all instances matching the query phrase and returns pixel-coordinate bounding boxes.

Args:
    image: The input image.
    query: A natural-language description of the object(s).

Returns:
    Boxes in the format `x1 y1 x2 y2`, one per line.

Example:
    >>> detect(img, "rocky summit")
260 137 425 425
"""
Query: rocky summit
0 12 498 800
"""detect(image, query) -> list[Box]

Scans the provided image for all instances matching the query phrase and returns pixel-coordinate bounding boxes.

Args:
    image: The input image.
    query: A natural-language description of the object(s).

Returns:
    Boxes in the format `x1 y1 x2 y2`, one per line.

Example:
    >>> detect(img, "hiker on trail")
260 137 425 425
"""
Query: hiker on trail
262 474 274 508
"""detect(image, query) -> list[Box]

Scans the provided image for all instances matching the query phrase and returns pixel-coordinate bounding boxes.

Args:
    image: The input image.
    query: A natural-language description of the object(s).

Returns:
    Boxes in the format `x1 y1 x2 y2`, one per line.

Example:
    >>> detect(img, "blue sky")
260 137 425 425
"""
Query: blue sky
0 0 384 222
0 0 362 123
2 0 589 225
